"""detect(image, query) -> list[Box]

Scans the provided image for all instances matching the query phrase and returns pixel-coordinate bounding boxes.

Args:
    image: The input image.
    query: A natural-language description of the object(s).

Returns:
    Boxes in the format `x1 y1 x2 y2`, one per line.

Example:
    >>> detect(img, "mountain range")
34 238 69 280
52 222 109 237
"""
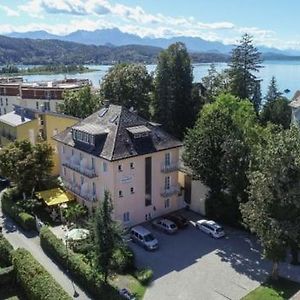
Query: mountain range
7 28 300 56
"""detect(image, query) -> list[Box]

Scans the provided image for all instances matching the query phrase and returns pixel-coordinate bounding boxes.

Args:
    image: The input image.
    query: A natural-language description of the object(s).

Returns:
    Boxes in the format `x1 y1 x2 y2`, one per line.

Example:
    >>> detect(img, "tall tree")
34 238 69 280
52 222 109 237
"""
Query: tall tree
153 42 194 139
183 94 257 223
265 76 282 103
241 126 300 279
61 86 100 118
100 63 153 119
0 140 53 194
201 64 230 101
228 34 262 111
94 191 122 283
260 97 291 129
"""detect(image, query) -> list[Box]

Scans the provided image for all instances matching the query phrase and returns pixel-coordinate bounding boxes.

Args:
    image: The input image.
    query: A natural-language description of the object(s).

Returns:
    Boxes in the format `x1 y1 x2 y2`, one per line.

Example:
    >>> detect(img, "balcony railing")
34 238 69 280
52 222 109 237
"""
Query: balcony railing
161 162 179 173
62 179 97 202
160 185 180 197
63 161 97 178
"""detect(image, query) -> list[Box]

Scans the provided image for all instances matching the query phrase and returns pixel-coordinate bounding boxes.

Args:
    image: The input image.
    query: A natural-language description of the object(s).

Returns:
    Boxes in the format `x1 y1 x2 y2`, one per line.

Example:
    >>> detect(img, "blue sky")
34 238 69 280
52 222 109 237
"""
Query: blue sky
1 0 300 49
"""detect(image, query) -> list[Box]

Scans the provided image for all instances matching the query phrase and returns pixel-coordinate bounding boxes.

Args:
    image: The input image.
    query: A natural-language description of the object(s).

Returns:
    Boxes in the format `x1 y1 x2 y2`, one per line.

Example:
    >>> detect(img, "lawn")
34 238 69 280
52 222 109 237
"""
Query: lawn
242 277 300 300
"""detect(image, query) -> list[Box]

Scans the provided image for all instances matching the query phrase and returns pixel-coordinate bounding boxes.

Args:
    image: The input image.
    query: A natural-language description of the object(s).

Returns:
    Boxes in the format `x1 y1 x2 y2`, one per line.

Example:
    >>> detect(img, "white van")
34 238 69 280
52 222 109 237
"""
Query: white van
130 226 158 250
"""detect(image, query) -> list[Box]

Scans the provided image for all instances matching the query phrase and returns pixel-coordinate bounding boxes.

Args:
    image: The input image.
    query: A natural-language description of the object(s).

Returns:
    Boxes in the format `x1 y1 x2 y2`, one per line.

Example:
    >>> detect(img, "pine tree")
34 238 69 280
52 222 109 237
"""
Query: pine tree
153 42 194 139
228 34 262 112
94 191 121 283
265 76 282 103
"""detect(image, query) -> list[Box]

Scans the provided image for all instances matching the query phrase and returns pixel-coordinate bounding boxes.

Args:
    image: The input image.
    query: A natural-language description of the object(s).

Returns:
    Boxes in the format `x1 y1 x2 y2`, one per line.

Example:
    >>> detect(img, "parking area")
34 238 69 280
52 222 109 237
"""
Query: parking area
129 210 300 300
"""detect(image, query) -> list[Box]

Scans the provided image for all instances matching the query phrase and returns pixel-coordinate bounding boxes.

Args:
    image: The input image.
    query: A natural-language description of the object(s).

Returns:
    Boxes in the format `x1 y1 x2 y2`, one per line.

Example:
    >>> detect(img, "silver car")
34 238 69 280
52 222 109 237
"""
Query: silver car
196 219 225 238
152 218 178 234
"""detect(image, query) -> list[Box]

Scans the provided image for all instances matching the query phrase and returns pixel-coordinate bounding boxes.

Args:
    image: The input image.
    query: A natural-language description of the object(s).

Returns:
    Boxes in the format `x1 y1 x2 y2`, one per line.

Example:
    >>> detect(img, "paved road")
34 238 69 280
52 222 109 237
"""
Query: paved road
130 211 300 300
0 190 91 300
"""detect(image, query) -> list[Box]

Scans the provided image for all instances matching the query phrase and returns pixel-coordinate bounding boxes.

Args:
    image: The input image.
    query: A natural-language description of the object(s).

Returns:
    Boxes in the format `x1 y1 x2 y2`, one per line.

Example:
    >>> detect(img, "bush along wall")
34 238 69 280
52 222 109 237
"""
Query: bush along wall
1 190 36 231
0 234 14 267
39 227 119 300
12 248 71 300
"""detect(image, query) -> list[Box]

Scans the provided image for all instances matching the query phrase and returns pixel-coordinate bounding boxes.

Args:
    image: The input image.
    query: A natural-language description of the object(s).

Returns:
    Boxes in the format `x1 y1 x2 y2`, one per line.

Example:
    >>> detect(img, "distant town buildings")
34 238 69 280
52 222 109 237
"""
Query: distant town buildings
0 105 79 175
0 77 90 115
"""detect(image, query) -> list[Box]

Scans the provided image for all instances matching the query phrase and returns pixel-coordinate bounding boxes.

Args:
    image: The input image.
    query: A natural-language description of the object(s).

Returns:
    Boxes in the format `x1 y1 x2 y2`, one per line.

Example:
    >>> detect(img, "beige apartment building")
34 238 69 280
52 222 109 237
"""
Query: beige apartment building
0 77 90 115
54 104 184 226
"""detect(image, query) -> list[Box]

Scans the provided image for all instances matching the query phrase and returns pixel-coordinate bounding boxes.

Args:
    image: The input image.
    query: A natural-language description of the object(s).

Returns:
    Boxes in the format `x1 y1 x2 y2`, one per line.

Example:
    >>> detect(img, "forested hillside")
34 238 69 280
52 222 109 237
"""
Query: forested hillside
0 35 229 65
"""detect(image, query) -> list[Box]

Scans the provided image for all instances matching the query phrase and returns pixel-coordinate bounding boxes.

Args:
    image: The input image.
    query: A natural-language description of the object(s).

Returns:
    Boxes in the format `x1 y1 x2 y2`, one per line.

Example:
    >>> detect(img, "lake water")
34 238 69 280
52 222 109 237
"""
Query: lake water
22 61 300 99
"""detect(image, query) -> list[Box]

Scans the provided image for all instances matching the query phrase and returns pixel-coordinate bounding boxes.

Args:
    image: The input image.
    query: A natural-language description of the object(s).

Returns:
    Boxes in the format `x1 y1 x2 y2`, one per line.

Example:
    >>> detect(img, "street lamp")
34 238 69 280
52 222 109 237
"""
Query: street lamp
65 234 79 298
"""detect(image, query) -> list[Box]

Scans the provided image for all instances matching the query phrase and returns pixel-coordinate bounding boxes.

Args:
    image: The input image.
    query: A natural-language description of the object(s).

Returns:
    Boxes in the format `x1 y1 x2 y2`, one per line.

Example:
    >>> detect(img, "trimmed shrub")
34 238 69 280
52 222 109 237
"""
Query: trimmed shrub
1 190 36 231
18 212 36 231
135 268 153 285
40 227 119 299
12 248 71 300
111 246 135 274
0 234 13 267
0 266 14 286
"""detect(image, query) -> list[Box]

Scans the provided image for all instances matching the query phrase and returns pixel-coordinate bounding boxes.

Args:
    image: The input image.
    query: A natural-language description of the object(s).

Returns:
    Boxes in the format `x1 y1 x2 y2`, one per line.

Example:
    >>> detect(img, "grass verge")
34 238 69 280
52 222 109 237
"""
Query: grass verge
242 277 300 300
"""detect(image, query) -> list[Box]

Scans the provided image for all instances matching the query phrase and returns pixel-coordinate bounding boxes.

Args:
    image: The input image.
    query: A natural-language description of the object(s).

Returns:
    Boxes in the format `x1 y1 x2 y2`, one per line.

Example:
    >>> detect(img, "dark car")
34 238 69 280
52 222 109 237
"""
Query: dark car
166 214 189 229
0 176 10 190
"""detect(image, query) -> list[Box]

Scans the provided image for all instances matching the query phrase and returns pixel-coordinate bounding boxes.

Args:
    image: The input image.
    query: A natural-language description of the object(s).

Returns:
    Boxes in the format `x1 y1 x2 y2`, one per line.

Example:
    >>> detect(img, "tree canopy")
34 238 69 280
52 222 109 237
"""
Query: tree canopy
228 34 262 112
61 86 100 119
100 63 153 119
241 126 300 279
153 42 195 139
0 140 53 194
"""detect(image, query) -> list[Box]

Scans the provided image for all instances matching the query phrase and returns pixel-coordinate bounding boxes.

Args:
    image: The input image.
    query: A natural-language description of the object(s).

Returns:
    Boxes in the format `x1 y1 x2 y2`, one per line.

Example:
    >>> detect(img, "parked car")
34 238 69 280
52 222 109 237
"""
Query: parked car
130 226 158 250
152 218 178 234
119 288 136 300
0 176 10 189
196 219 225 238
166 214 189 229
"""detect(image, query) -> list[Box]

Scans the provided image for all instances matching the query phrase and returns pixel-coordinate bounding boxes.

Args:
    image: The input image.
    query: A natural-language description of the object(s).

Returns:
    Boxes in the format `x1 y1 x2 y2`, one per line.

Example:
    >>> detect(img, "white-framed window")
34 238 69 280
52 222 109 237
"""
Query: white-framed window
81 176 84 185
63 167 66 176
36 101 39 110
130 187 135 194
164 176 170 190
92 157 95 169
119 190 123 198
1 98 3 106
5 98 8 106
118 164 123 172
3 108 6 114
92 182 96 195
103 162 107 172
123 212 130 222
72 172 75 183
130 162 135 169
165 152 171 166
164 198 170 208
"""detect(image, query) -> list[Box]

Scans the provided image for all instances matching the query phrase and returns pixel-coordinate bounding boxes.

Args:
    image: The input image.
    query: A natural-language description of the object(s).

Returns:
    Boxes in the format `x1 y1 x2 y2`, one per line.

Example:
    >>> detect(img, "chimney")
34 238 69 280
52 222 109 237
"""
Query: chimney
103 99 110 108
20 109 25 122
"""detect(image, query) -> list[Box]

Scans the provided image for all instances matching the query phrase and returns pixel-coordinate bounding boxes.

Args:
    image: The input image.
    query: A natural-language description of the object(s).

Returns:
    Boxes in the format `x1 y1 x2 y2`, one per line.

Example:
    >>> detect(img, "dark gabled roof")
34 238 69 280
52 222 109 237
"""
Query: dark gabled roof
54 104 183 161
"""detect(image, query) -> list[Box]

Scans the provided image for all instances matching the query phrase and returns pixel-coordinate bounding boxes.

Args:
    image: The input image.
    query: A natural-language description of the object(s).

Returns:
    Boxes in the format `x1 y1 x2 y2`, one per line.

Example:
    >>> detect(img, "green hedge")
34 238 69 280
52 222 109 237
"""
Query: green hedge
1 191 36 231
0 234 13 267
12 248 71 300
135 268 153 285
40 227 119 300
0 266 14 286
18 212 36 231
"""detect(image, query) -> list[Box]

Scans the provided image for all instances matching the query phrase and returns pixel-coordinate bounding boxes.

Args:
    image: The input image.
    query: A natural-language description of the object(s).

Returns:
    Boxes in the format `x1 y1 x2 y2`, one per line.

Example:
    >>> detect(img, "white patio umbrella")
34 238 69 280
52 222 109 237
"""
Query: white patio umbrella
65 228 90 241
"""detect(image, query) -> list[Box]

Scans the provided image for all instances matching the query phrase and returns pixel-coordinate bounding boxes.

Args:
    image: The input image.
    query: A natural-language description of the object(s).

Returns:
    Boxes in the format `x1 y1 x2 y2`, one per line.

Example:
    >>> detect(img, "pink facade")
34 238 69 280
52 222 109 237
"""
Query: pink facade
58 143 183 226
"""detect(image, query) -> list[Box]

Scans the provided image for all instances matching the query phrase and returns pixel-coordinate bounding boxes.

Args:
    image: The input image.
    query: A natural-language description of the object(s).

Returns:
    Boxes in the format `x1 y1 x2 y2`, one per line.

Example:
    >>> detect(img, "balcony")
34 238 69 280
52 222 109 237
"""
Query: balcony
63 161 97 178
62 179 97 202
160 185 180 197
161 162 179 173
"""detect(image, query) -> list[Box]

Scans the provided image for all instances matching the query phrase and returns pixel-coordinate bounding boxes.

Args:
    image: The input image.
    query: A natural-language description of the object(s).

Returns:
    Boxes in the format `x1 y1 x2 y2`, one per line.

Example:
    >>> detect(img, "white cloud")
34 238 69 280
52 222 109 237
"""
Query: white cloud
0 4 20 17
